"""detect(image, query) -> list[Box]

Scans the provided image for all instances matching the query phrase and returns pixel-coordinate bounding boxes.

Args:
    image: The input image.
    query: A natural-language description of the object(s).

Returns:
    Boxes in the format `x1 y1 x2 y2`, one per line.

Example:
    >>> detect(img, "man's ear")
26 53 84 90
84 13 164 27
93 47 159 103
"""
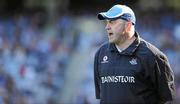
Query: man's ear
125 22 132 32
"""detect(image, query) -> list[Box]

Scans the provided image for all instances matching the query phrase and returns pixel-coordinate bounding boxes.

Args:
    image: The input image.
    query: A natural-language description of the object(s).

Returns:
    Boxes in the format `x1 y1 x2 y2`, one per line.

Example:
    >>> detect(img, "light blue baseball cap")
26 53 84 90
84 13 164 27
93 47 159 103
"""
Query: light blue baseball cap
98 4 136 25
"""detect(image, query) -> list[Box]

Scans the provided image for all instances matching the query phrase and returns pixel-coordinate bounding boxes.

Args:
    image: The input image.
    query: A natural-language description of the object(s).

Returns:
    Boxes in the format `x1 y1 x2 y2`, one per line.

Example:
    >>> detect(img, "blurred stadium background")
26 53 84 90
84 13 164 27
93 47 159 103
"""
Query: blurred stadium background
0 0 179 104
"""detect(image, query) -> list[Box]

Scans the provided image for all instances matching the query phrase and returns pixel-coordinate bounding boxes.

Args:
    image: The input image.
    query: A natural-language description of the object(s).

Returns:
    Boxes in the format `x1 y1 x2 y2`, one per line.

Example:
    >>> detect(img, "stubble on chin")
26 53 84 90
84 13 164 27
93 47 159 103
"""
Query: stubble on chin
114 34 128 45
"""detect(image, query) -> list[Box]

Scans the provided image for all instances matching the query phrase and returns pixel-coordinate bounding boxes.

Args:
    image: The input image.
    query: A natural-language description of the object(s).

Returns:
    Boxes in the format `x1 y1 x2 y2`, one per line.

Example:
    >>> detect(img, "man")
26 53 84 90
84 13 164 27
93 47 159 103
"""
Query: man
94 4 176 104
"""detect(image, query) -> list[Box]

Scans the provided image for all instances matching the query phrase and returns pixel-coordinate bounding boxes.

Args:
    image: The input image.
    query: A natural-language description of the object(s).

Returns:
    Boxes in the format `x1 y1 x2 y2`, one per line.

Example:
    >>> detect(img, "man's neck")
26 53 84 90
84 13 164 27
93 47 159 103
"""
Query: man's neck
115 35 136 50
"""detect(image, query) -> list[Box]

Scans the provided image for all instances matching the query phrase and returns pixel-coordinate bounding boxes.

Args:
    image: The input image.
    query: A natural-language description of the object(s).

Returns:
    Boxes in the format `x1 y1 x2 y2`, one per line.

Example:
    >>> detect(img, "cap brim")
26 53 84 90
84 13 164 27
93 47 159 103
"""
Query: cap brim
97 12 117 20
97 13 107 20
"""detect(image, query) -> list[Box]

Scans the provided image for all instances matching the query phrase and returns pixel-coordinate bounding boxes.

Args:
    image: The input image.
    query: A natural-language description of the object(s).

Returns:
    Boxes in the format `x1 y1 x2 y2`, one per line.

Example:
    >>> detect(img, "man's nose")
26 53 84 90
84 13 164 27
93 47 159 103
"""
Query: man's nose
105 23 111 30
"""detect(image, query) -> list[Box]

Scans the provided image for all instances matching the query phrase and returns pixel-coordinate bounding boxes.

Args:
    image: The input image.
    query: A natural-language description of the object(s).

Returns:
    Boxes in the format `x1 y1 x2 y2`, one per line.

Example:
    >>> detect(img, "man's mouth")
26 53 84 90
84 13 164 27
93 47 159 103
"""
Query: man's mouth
108 33 113 36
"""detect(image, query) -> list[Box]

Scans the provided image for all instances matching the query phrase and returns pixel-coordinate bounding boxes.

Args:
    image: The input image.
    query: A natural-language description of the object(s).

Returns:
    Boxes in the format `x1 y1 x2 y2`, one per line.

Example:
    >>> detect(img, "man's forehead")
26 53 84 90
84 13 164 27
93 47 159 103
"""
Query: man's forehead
106 19 125 22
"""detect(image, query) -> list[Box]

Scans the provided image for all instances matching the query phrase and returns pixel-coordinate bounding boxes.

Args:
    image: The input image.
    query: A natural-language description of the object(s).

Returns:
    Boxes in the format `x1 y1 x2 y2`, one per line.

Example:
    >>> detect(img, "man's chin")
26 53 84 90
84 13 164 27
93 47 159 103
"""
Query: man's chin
108 39 115 43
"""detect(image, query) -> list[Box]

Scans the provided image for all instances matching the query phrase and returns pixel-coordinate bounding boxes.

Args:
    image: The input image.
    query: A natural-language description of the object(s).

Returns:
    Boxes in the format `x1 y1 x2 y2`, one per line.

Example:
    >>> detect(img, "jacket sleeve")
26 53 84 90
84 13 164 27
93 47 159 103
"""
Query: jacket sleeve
154 54 176 103
94 49 101 99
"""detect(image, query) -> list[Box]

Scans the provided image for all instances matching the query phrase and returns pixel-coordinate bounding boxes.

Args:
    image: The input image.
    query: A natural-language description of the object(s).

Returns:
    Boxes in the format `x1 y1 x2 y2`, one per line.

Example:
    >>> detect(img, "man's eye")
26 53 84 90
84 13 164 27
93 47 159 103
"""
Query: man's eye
109 20 114 24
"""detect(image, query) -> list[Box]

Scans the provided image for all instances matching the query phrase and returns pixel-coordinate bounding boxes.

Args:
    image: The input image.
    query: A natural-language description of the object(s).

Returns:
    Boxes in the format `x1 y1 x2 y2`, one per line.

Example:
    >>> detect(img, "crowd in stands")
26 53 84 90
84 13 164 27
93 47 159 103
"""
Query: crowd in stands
0 10 179 104
0 13 76 104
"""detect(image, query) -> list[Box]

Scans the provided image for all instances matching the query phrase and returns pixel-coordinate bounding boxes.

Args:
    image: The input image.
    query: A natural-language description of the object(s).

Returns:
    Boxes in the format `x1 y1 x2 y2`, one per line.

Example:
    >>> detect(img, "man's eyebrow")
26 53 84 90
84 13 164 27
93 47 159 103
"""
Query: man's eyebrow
106 20 114 23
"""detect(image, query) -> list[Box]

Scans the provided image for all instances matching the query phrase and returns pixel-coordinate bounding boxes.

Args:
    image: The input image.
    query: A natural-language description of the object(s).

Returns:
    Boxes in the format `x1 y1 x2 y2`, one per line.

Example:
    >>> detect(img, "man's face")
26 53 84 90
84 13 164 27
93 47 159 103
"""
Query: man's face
105 19 127 44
